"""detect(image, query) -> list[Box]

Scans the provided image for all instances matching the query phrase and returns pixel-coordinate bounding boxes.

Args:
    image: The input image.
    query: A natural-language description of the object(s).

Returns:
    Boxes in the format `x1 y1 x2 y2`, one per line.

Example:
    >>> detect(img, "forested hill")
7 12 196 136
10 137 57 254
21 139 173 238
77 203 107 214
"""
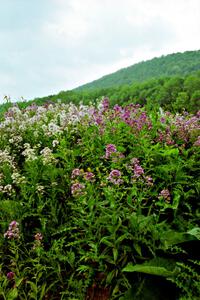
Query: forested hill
1 50 200 117
75 50 200 91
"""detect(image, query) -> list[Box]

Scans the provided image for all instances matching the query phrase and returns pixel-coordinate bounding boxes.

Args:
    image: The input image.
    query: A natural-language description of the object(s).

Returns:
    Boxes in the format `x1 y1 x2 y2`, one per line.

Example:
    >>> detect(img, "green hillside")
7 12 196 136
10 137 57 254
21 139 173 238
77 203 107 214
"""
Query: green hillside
75 50 200 91
1 50 200 116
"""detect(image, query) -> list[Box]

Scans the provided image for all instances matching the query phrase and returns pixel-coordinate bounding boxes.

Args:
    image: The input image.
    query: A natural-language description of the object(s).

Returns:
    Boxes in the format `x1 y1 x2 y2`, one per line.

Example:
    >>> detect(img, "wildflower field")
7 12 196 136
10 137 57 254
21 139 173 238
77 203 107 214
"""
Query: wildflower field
0 98 200 299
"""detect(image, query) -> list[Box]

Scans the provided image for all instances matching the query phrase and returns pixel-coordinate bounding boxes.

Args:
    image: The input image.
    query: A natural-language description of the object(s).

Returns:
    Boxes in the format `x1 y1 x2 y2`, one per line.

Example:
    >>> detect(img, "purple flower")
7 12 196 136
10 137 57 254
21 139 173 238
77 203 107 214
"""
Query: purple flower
113 104 122 113
133 164 144 178
145 176 153 186
194 136 200 146
7 272 15 280
105 144 117 159
4 221 20 240
102 97 110 111
108 169 123 185
71 168 81 178
160 117 166 123
84 172 95 181
159 189 171 202
71 182 85 196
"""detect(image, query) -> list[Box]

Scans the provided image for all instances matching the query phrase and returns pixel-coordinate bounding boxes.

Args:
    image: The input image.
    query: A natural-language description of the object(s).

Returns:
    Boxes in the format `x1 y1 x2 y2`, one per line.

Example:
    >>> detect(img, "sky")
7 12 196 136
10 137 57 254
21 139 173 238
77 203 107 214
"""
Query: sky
0 0 200 103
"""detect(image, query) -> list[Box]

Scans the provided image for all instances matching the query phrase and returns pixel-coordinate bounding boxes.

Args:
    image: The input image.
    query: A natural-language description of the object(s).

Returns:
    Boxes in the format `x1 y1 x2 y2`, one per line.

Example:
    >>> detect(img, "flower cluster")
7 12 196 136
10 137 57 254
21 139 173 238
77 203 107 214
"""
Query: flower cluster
33 232 43 249
11 172 26 185
71 168 82 178
4 221 20 240
107 169 123 185
0 184 14 196
22 143 37 161
194 136 200 146
131 158 144 179
71 182 85 196
105 144 117 159
84 172 95 181
159 189 171 203
40 147 57 165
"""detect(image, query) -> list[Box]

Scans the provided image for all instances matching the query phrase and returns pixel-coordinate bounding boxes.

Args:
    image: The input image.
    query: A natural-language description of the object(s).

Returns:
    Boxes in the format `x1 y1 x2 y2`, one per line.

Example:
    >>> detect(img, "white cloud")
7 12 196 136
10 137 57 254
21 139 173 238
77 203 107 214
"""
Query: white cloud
0 0 200 102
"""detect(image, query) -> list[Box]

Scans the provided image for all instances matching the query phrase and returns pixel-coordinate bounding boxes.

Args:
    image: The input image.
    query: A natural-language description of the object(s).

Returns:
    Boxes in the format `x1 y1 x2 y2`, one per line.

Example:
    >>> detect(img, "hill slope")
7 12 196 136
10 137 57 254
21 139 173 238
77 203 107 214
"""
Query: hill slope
75 50 200 91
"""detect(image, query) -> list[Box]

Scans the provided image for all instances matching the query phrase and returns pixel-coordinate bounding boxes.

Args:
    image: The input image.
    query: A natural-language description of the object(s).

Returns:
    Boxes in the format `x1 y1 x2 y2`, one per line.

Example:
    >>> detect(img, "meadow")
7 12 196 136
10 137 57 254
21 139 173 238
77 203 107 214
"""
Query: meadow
0 97 199 299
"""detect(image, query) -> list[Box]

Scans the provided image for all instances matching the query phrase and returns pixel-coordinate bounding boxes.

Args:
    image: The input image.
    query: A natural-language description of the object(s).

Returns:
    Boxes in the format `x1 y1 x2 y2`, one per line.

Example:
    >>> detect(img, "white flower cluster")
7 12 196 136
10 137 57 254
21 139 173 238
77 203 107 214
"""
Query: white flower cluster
40 147 57 165
0 149 15 168
22 143 37 161
11 172 26 185
0 184 14 196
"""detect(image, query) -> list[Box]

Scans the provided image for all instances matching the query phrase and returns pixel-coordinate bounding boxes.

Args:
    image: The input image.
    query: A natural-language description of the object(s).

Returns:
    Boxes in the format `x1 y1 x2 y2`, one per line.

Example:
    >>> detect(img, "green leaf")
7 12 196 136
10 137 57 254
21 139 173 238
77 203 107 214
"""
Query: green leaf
134 243 142 256
7 288 18 300
123 264 174 277
123 257 177 278
161 230 197 249
187 227 200 240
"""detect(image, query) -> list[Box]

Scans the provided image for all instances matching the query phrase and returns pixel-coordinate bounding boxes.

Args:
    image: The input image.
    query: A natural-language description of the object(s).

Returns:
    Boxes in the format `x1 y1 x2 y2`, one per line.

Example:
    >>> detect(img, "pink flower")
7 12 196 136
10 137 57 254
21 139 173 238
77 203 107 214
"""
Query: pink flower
159 189 171 202
34 233 43 241
7 272 15 280
71 168 81 178
145 176 153 186
134 164 144 177
71 182 85 196
33 232 43 249
105 144 117 159
4 221 20 240
102 97 110 111
194 136 200 146
84 172 95 181
108 170 123 185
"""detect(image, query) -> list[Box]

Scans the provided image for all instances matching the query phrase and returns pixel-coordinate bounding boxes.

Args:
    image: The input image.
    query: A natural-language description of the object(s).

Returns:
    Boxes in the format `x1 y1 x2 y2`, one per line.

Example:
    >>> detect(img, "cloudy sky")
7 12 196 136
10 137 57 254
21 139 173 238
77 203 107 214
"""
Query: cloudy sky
0 0 200 102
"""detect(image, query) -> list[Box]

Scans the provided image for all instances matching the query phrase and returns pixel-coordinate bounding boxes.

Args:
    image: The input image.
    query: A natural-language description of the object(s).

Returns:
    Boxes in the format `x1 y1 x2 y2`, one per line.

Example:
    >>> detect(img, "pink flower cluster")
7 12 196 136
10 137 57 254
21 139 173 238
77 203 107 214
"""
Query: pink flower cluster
71 168 82 178
102 97 110 112
194 136 200 146
159 189 171 202
33 232 43 249
71 168 95 181
108 169 123 185
129 158 153 185
105 144 117 159
84 172 95 181
71 182 85 196
131 158 144 178
4 221 20 240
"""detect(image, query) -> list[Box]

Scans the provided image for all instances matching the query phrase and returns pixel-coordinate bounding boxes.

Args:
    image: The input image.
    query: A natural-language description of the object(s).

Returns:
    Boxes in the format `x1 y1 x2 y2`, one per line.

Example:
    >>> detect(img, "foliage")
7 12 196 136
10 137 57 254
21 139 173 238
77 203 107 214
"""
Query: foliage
0 98 199 299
